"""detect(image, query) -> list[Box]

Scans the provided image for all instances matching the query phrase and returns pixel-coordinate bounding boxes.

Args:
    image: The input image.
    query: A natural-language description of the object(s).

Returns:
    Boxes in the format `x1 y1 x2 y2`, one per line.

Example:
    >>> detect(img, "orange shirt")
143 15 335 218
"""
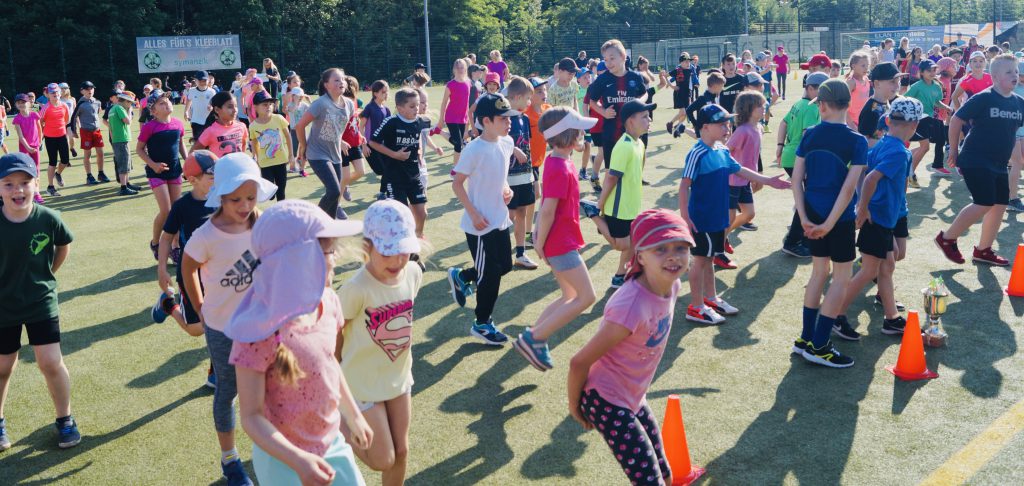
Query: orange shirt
41 103 69 138
525 103 550 167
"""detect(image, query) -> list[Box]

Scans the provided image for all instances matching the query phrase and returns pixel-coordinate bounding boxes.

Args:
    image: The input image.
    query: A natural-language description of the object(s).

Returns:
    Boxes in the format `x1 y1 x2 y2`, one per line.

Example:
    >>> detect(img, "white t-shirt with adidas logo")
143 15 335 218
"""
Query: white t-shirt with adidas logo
184 220 257 331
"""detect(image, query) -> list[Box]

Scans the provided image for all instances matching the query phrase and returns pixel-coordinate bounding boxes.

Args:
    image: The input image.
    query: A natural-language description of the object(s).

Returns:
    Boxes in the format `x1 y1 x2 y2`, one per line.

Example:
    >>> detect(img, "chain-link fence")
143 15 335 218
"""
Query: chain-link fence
4 20 1022 98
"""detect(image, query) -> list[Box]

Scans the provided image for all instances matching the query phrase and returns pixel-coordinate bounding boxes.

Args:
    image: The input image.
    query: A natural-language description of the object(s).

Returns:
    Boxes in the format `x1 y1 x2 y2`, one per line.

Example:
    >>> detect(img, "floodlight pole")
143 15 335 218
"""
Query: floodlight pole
744 0 749 35
424 0 432 79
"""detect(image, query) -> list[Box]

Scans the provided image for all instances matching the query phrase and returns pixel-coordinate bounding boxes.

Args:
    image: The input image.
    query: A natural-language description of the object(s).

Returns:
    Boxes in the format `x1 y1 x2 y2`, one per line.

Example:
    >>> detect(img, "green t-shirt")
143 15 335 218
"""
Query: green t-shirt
905 79 943 116
0 205 74 327
603 133 645 220
109 104 132 143
576 85 587 115
781 98 820 168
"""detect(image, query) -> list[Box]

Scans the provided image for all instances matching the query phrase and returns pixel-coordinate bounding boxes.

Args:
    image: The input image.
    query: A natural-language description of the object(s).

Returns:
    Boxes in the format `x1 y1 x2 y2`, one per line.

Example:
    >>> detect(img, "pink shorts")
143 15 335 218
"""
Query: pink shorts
148 177 183 188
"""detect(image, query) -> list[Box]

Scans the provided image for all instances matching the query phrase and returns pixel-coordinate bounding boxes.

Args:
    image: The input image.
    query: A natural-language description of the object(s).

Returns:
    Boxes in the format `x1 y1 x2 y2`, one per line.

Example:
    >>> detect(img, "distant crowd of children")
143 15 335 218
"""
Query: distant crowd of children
2 35 1023 486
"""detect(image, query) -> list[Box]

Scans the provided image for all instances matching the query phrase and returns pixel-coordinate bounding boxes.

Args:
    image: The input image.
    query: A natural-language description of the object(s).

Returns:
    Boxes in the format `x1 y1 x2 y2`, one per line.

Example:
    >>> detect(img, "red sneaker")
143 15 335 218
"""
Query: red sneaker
934 231 965 264
972 247 1009 266
724 236 735 254
429 125 443 136
713 254 738 269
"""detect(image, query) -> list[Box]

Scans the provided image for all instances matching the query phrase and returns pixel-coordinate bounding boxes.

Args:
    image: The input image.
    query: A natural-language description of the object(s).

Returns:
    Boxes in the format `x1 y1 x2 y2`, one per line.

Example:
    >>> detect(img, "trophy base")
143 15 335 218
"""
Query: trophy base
922 331 947 348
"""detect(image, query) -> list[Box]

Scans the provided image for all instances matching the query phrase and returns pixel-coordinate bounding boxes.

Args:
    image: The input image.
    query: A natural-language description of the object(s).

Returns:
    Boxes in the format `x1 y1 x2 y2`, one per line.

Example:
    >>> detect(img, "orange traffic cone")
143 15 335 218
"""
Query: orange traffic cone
885 311 939 381
1004 244 1024 297
662 394 705 485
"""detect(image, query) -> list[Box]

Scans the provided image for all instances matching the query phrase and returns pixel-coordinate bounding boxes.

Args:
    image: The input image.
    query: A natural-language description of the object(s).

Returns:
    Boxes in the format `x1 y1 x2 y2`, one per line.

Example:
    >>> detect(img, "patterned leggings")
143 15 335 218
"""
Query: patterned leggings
580 389 671 486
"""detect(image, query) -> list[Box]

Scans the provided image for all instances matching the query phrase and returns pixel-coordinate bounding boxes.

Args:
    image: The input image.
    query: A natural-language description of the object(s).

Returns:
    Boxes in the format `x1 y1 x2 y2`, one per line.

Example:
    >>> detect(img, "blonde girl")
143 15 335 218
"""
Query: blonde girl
337 200 425 486
230 199 371 486
436 59 472 164
181 153 277 486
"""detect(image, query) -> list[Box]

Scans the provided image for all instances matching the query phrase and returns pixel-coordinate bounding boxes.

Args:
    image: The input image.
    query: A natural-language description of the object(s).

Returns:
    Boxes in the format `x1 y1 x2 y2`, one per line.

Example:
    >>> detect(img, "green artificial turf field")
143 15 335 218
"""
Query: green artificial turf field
2 74 1023 485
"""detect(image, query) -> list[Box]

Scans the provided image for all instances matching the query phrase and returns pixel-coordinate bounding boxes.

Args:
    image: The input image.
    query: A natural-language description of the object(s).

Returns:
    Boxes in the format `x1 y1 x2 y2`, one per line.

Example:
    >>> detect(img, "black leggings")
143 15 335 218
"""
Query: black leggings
931 124 948 169
45 136 70 167
779 73 788 98
459 228 512 324
580 389 671 485
260 164 287 201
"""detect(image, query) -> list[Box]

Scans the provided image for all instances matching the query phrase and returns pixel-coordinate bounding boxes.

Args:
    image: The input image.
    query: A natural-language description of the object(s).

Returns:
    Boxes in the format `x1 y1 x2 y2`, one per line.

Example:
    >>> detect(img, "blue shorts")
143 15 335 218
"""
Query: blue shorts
729 184 754 209
253 434 365 486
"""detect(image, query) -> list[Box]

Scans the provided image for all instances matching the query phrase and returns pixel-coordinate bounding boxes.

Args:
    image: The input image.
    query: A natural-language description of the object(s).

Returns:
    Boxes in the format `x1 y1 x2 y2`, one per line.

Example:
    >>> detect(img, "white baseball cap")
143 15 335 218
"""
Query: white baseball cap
541 109 598 140
364 200 421 256
205 153 278 208
886 96 926 122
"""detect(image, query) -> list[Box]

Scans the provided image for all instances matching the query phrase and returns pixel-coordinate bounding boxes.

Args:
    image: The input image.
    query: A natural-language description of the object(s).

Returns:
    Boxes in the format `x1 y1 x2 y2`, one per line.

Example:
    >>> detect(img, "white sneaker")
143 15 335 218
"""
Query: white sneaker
705 297 739 316
514 254 539 270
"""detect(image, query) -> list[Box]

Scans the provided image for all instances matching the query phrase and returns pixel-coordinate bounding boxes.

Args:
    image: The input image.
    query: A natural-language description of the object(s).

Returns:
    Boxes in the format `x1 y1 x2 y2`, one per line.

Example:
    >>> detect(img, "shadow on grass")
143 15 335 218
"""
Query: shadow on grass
61 267 155 304
127 347 209 389
19 310 152 364
2 388 207 485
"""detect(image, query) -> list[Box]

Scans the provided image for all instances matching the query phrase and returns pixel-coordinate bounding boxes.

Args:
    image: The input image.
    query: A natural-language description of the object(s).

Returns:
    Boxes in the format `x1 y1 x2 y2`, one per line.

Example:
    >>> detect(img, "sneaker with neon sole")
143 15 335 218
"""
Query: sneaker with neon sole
513 328 553 371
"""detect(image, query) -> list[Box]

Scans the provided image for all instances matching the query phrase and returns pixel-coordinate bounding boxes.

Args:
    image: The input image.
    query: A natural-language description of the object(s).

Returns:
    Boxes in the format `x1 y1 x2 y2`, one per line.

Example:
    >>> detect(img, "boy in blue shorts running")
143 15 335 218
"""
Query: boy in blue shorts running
791 79 868 368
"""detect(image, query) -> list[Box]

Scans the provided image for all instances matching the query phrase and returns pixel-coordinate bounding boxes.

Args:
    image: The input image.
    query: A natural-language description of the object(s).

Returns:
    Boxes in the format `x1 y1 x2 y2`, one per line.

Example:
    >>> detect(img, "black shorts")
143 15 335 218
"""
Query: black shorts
910 116 944 143
729 184 754 209
693 230 726 258
0 316 61 355
857 220 895 259
605 215 634 239
190 122 206 141
447 123 467 153
893 216 909 238
591 131 603 148
341 145 364 167
805 207 856 263
603 131 622 158
900 77 912 87
176 279 203 325
383 175 427 206
961 167 1010 207
507 182 535 210
673 90 691 109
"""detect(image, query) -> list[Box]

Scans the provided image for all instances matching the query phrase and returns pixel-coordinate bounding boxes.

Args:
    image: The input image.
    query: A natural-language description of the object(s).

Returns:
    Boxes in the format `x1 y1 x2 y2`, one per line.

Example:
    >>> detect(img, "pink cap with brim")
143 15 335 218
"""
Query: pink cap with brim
624 209 695 280
225 200 362 343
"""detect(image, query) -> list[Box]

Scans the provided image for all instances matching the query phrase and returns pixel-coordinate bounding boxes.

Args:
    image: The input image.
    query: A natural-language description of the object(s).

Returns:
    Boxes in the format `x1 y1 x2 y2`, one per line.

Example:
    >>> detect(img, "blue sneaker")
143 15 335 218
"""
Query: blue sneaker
0 418 11 451
447 267 469 307
151 290 174 324
205 367 217 389
471 320 508 346
580 200 601 219
221 458 254 486
55 416 81 449
610 274 626 289
514 327 553 371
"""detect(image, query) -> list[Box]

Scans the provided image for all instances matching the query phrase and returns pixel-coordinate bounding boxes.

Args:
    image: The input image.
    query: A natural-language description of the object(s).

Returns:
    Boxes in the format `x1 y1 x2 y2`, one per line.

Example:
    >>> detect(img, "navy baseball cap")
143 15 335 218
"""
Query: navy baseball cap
919 59 937 71
252 91 275 104
14 93 29 103
195 70 209 80
80 81 95 89
0 152 38 179
695 104 734 130
869 62 906 81
183 150 218 178
804 72 830 87
597 61 607 72
620 99 657 121
528 77 548 89
744 72 765 85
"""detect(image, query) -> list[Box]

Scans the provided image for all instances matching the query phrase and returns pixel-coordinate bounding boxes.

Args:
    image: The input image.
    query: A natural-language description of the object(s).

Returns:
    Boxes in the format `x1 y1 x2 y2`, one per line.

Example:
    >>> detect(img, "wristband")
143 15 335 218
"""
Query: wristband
777 143 784 146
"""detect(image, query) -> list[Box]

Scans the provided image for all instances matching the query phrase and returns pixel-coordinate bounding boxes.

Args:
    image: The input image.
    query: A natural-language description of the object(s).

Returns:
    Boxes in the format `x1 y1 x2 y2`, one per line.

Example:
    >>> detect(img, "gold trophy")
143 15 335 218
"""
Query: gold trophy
921 277 949 347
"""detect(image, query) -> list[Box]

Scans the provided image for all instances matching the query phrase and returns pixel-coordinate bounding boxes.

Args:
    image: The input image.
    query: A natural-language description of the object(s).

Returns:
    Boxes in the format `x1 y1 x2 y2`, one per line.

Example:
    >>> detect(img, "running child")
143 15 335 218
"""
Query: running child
777 72 829 258
682 71 725 138
181 153 277 486
295 68 355 220
681 104 791 324
40 84 70 198
581 100 653 288
446 93 517 346
791 79 868 368
341 76 368 202
70 81 110 185
284 74 310 175
774 45 790 99
109 91 140 196
514 107 599 371
904 59 952 183
575 70 595 180
248 91 291 200
950 51 993 110
0 153 80 452
11 94 45 203
359 80 392 180
184 70 216 142
567 208 693 486
337 200 425 486
831 97 922 341
138 93 187 261
436 59 473 165
504 77 539 269
194 91 249 157
663 52 696 136
935 54 1024 266
228 199 371 486
153 151 218 343
369 88 431 237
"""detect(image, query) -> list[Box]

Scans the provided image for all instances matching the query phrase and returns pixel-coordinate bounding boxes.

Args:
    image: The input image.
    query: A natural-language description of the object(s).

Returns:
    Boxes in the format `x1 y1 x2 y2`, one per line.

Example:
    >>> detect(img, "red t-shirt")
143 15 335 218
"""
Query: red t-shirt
541 155 584 258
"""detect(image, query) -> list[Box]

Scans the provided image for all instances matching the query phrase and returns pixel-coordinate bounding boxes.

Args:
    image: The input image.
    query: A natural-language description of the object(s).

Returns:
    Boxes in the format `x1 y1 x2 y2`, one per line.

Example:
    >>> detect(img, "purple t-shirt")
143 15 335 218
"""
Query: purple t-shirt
359 100 391 141
726 123 761 186
487 61 509 82
444 79 472 124
12 112 42 148
584 278 680 412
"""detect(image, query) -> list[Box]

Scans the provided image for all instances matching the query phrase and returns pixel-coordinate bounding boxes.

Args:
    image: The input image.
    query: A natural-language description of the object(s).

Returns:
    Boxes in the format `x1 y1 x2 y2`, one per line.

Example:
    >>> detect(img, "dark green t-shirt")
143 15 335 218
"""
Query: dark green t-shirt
0 205 73 327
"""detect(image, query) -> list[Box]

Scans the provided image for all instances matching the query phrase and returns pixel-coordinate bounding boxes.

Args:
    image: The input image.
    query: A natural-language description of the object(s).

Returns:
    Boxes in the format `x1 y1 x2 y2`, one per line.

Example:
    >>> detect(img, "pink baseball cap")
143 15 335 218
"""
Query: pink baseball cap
625 209 694 280
485 72 500 86
225 200 363 343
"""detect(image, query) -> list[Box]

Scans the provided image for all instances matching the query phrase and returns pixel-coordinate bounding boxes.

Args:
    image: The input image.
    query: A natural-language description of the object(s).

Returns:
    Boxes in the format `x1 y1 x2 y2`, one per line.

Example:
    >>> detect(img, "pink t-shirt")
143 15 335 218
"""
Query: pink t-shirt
198 120 249 157
584 278 680 412
726 123 761 186
444 79 472 124
183 221 256 331
541 155 584 258
12 112 42 148
957 73 992 99
41 103 68 138
230 288 343 456
773 54 789 73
